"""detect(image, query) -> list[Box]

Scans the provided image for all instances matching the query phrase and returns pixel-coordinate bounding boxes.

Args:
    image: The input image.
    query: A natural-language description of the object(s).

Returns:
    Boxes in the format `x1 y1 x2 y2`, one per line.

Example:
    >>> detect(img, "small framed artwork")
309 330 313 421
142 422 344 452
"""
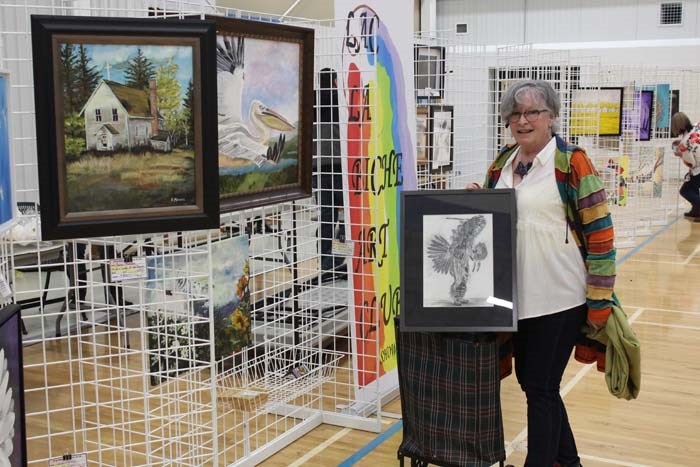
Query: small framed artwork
570 87 623 137
400 189 517 332
671 89 680 120
428 105 454 172
416 106 429 163
31 15 219 240
0 304 27 467
414 45 445 99
640 90 654 141
0 71 16 234
210 16 314 213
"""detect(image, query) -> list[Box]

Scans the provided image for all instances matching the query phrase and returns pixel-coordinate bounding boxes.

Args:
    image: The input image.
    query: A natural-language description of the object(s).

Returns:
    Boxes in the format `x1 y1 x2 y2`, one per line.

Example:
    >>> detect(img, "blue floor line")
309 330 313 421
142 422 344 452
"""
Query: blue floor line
338 420 403 467
337 215 682 467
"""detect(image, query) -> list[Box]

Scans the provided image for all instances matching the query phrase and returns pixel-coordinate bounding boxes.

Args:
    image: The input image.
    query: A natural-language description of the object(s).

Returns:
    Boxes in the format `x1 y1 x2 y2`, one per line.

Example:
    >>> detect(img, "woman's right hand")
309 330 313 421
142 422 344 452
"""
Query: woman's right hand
465 183 481 191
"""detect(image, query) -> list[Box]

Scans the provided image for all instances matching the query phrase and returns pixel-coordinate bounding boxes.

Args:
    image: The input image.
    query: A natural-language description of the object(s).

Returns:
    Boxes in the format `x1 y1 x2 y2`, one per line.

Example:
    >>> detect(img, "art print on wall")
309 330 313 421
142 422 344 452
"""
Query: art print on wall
0 304 27 467
0 72 15 234
671 89 680 121
570 87 623 137
211 16 314 212
416 106 429 162
145 234 251 385
655 84 671 131
428 105 453 172
423 213 494 307
414 45 445 99
640 90 654 141
401 189 517 332
31 15 219 240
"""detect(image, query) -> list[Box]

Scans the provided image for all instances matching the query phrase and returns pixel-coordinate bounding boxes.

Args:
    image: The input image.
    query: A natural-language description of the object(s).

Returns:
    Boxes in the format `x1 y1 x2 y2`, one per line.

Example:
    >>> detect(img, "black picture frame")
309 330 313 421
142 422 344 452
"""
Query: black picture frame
400 189 517 332
428 105 454 173
671 89 680 120
414 45 445 99
31 15 219 240
0 304 27 467
209 16 314 213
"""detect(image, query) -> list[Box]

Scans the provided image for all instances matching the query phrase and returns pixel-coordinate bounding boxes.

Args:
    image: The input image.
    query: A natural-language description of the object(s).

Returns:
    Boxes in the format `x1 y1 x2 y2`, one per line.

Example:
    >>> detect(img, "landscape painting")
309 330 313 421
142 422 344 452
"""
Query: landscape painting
31 16 218 239
212 17 313 212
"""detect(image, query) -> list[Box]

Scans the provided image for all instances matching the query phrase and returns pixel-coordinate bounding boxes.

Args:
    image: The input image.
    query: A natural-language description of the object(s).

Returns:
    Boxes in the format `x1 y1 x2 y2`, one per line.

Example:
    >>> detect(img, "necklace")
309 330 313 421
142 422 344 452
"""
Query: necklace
514 160 533 177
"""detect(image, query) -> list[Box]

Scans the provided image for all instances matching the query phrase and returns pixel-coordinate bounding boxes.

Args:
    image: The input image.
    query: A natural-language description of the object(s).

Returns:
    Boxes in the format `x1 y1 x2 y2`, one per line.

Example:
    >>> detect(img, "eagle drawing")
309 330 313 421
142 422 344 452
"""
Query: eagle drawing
427 215 488 305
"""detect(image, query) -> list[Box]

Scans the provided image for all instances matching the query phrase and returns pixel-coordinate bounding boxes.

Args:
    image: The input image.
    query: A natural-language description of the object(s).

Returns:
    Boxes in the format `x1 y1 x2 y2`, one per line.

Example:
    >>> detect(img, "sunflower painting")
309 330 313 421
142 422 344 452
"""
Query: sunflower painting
145 235 251 384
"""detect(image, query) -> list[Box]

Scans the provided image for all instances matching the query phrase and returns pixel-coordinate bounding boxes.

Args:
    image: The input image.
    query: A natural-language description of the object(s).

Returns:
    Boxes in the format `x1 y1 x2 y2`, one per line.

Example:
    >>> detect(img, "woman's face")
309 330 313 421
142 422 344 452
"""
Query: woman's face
509 92 554 154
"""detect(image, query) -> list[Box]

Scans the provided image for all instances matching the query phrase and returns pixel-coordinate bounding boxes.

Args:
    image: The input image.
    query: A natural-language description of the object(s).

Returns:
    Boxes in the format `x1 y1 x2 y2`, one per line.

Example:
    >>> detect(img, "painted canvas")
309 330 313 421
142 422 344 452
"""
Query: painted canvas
416 106 429 162
0 72 14 233
422 213 494 308
31 16 219 240
640 90 654 141
428 105 454 172
653 147 664 198
0 304 26 467
213 16 313 212
655 84 671 130
570 87 623 136
671 89 680 120
146 234 251 383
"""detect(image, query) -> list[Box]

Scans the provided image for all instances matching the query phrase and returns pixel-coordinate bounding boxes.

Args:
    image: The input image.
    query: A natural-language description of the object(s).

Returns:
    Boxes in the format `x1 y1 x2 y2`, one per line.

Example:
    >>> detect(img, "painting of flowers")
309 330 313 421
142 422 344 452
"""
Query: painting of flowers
146 235 251 384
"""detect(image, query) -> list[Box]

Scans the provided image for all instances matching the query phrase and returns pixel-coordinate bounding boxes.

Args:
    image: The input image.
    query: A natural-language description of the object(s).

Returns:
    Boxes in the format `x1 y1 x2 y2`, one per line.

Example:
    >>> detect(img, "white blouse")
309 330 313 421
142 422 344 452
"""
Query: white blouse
496 137 587 320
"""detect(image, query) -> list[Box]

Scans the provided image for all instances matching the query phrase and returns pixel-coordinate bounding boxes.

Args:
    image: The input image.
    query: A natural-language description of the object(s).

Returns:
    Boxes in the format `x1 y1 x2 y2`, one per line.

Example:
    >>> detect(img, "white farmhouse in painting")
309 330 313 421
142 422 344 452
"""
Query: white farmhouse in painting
79 79 170 152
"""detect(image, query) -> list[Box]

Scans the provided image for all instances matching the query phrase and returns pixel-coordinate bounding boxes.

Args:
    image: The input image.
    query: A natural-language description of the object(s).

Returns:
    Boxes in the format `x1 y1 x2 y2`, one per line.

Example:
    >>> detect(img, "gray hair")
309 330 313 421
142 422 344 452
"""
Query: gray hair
500 80 561 134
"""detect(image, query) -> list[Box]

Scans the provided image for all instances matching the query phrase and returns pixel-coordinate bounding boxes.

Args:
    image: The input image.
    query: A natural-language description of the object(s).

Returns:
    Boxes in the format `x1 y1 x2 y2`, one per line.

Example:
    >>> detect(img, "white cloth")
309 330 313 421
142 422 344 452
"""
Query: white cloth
496 137 587 320
678 123 700 176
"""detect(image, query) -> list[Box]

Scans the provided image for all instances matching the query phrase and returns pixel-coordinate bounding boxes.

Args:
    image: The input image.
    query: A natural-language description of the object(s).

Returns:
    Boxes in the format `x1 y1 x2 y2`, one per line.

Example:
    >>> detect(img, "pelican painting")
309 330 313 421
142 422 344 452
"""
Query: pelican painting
214 20 310 212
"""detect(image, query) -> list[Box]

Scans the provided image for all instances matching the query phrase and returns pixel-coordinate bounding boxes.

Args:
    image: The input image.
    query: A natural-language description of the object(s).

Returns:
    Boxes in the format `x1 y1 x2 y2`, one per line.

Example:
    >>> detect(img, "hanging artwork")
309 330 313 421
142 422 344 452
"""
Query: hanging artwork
0 71 14 234
570 87 623 137
414 45 445 99
416 106 429 163
655 84 671 131
401 190 517 332
31 15 219 240
428 105 454 172
671 89 680 121
211 16 314 212
653 147 665 198
146 234 251 385
639 90 654 141
0 304 27 467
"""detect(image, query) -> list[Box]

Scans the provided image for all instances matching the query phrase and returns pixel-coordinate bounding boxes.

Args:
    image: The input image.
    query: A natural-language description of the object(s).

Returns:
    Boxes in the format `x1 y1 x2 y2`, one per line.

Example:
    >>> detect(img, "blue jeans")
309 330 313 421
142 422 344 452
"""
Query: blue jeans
680 172 700 208
513 304 587 467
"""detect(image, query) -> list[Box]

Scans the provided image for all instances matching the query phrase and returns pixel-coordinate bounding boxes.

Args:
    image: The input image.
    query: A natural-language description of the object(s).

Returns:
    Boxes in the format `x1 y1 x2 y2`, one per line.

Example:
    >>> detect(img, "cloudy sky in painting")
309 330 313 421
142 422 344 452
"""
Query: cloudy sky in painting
240 37 300 126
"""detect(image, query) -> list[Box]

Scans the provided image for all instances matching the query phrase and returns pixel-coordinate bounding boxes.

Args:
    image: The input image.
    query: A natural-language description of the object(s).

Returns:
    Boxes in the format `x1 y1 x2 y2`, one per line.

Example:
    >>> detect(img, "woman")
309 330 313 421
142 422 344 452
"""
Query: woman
671 112 700 220
470 80 616 467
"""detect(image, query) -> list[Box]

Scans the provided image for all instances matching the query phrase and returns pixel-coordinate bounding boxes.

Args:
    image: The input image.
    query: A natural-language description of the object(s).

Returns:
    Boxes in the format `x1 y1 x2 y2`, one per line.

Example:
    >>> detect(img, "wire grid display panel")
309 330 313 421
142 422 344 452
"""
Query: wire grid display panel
0 2 337 467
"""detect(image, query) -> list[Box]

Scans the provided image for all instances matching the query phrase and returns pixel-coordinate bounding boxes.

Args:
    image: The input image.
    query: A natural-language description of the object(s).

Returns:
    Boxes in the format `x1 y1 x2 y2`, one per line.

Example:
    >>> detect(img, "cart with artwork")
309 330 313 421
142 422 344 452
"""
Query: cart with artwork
395 319 506 467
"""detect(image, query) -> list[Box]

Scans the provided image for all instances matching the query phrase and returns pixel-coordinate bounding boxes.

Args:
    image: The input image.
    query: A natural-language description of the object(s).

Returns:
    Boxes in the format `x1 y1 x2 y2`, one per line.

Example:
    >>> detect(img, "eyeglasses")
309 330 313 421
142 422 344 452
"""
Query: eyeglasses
507 109 549 124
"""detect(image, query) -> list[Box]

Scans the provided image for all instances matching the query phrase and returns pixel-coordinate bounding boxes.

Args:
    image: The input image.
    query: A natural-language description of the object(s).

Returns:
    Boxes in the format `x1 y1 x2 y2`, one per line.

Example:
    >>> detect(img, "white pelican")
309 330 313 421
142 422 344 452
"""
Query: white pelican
217 36 244 123
219 100 295 166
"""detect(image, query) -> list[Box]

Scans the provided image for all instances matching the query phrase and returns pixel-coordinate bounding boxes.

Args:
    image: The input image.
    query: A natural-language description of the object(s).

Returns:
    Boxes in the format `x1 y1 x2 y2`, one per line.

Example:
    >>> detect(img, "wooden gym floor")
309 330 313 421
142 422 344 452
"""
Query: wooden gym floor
261 217 700 467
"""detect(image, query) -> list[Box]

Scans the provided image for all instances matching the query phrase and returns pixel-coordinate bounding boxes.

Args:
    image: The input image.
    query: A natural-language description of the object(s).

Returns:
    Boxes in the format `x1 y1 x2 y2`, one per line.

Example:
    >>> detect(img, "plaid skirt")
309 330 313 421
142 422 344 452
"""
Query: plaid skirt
396 321 505 466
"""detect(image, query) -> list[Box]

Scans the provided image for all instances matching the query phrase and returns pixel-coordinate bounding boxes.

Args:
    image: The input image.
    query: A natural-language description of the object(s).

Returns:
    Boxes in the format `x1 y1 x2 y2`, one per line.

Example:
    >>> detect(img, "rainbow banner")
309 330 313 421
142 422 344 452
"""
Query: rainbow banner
335 1 417 404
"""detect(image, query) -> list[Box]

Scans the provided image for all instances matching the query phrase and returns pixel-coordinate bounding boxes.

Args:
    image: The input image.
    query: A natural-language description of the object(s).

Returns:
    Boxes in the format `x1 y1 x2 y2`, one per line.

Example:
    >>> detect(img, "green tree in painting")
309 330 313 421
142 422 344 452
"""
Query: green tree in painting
156 60 187 148
74 44 100 111
124 47 155 90
182 79 194 147
59 43 78 114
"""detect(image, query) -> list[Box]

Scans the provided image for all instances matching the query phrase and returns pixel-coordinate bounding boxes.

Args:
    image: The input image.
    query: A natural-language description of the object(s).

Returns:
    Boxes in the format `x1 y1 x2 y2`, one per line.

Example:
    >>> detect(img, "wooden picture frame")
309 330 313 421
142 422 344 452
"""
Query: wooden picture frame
0 70 16 234
0 304 27 467
416 105 429 163
414 45 445 99
428 105 454 172
209 16 314 213
31 15 219 240
400 189 517 332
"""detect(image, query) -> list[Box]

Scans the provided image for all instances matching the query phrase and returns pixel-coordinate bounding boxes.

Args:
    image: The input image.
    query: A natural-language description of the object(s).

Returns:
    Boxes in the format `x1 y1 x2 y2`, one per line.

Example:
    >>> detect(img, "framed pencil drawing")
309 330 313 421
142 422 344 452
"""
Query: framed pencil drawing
400 189 517 332
414 45 445 99
0 304 27 467
31 15 219 240
428 105 453 172
0 70 16 234
210 16 314 213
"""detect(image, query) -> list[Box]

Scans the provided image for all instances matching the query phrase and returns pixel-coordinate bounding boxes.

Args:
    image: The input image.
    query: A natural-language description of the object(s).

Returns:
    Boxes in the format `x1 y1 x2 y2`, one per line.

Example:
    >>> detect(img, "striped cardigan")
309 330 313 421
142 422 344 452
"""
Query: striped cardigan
486 135 615 375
